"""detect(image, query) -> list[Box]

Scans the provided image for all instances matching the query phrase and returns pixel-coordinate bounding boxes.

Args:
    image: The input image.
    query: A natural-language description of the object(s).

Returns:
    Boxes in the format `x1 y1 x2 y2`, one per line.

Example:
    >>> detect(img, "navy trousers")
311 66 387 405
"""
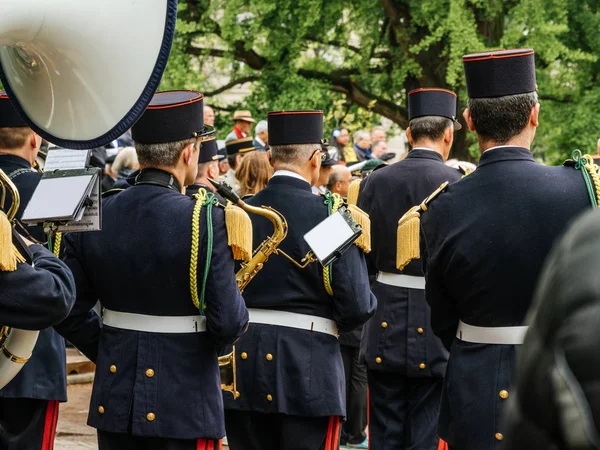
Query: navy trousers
0 398 59 450
340 345 367 445
368 371 443 450
97 431 221 450
225 411 340 450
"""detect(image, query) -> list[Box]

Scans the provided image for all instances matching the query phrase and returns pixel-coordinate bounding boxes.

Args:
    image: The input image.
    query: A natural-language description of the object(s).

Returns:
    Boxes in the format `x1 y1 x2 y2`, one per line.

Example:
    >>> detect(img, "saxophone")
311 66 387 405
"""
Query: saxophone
0 169 39 389
209 179 317 398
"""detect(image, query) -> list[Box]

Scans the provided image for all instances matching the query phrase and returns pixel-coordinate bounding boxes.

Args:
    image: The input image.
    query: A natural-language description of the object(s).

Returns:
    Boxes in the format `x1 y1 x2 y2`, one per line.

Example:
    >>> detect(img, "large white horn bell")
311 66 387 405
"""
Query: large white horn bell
0 0 178 149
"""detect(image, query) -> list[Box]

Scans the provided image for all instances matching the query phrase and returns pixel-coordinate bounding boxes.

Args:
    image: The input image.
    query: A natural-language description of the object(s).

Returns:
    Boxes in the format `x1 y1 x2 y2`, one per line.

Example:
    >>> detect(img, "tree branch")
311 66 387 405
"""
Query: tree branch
204 76 260 97
305 36 361 54
539 94 573 104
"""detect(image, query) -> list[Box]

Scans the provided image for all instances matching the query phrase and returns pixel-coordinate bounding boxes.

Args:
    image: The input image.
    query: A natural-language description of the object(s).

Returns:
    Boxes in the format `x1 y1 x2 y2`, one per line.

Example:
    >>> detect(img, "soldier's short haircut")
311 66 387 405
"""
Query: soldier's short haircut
197 161 218 178
135 137 197 167
409 116 453 142
0 127 31 150
468 92 538 144
270 143 321 166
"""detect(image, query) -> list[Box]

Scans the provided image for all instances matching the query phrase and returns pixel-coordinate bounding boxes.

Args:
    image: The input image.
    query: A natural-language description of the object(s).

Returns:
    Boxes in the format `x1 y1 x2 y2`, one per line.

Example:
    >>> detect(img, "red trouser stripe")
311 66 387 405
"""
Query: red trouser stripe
332 417 341 450
41 401 59 450
324 416 334 450
196 439 220 450
438 439 449 450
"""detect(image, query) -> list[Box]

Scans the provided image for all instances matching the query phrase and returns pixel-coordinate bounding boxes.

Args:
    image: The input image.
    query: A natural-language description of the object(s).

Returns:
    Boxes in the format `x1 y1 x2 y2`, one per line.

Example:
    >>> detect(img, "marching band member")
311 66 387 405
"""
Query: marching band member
54 91 249 450
223 110 376 450
357 88 463 450
420 49 593 449
0 92 73 450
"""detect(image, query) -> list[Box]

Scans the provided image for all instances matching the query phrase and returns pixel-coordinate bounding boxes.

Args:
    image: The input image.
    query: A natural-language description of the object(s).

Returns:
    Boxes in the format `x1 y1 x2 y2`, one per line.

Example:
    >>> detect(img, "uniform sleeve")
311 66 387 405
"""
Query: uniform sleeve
421 221 458 350
331 245 377 333
356 179 378 281
54 233 102 362
0 245 75 330
201 207 249 344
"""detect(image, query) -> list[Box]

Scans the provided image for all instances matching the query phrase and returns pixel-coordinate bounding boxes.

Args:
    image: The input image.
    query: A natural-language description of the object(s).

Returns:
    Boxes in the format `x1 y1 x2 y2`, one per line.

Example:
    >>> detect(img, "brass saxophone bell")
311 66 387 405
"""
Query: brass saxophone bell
218 347 238 398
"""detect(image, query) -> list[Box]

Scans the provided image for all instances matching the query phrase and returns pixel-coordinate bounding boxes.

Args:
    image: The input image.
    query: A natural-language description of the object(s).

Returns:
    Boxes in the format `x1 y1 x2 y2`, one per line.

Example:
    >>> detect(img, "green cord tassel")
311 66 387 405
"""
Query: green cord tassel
572 150 598 208
199 193 218 314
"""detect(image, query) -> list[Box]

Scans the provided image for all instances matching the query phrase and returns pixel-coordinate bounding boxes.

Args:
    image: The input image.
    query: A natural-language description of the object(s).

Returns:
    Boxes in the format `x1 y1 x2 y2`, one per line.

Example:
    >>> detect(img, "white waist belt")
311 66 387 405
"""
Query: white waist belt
102 309 207 333
248 309 338 337
456 320 528 345
377 272 426 290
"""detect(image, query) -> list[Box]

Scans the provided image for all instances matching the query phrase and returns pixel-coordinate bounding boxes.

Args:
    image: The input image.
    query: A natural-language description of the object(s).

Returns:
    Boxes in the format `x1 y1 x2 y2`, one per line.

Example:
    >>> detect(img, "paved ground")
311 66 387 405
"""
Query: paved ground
55 383 97 449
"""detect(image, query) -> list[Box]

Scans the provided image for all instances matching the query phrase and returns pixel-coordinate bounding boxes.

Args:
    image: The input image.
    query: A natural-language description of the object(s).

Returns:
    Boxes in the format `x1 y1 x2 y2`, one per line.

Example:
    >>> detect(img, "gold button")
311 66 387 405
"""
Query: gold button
417 328 424 334
499 390 509 399
235 391 241 399
375 357 382 364
241 352 248 360
147 412 156 422
109 365 117 373
98 406 105 414
267 394 273 402
145 369 155 378
266 353 273 361
419 363 426 369
381 322 388 328
495 433 503 441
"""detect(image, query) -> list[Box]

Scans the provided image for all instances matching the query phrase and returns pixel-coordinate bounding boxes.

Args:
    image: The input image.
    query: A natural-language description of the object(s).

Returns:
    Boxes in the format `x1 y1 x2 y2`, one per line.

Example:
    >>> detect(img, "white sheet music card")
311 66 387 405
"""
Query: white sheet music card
58 175 101 232
44 149 90 171
304 211 356 265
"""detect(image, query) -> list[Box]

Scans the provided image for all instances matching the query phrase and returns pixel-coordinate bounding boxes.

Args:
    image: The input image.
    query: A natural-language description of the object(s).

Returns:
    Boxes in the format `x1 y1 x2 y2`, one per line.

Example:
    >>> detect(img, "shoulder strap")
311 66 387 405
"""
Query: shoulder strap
7 167 35 181
396 181 449 271
568 150 600 208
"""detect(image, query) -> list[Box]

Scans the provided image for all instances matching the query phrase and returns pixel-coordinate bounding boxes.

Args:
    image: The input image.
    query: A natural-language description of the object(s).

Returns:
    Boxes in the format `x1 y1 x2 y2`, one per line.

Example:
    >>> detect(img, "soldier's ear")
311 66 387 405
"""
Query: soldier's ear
530 103 540 128
406 127 414 147
181 142 196 166
463 108 475 132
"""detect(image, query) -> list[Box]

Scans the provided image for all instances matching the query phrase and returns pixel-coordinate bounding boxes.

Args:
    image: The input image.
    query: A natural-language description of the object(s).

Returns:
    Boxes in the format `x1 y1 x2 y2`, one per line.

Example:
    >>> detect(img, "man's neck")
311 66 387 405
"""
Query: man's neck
0 149 33 166
140 165 185 193
272 164 313 184
411 140 444 157
192 177 215 192
479 134 531 153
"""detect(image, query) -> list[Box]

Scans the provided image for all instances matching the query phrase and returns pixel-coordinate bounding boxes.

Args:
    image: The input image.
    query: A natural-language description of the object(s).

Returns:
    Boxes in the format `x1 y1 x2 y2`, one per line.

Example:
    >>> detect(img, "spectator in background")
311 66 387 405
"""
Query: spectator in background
217 147 230 179
327 165 352 198
235 151 273 198
204 105 215 127
312 147 339 195
253 120 269 151
102 154 118 192
225 137 257 195
226 110 255 141
353 130 372 162
111 147 139 179
331 127 356 164
371 140 388 159
371 126 386 144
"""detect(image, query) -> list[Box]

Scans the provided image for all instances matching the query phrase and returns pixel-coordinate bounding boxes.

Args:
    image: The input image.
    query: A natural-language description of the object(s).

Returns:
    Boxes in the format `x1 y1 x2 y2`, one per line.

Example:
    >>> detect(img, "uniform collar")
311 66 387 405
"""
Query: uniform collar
477 146 534 168
135 168 182 193
406 148 444 162
0 154 32 169
268 171 312 192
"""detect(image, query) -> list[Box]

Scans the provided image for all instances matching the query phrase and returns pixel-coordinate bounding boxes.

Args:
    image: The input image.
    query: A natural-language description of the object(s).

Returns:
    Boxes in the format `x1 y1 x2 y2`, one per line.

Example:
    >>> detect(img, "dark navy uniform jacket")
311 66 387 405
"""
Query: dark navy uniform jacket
358 149 461 377
55 178 249 440
186 183 225 204
0 154 68 402
421 147 591 449
0 245 75 330
223 174 377 417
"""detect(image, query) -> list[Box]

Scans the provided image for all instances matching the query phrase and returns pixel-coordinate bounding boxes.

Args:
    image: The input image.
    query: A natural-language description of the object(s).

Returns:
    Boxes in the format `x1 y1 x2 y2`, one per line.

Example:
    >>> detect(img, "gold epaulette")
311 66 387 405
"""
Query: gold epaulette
347 179 362 206
347 204 371 253
0 212 25 271
224 201 252 262
396 182 449 270
457 163 474 178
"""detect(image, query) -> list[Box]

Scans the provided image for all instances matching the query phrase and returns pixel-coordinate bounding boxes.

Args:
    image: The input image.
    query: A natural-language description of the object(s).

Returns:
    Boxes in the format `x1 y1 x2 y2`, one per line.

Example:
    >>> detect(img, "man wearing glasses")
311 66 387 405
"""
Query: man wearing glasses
223 110 376 450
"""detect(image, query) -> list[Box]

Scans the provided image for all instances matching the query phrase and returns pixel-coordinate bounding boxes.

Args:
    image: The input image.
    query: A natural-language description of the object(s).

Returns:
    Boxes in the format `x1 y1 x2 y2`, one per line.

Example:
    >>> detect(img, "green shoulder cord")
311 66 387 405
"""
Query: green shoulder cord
322 191 344 296
190 190 218 315
572 150 599 208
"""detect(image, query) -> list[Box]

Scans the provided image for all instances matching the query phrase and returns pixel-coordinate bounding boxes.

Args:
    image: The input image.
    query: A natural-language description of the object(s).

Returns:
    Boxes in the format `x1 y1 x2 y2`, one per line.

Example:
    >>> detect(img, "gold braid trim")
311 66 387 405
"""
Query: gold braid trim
323 194 345 296
190 190 207 310
583 155 600 205
53 232 62 257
